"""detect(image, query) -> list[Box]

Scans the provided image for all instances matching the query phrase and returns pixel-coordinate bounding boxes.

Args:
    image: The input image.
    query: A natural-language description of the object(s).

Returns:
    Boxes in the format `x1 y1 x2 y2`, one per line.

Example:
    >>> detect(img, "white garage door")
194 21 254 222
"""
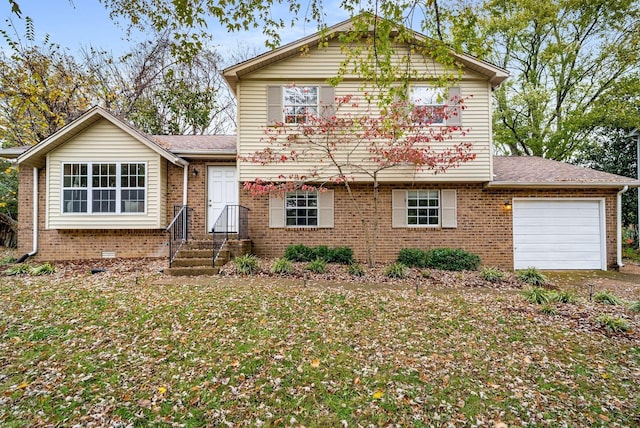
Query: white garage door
513 199 605 270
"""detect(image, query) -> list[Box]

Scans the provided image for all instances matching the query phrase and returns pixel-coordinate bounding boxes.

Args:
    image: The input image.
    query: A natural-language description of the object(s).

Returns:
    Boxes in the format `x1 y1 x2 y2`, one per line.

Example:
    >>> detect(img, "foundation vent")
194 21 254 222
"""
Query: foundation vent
101 251 116 259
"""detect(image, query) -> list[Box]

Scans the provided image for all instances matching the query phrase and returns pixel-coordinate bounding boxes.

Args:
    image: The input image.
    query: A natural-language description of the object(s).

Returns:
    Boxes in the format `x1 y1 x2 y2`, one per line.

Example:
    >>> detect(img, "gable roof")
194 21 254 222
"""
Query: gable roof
222 15 509 93
489 156 640 188
17 106 188 168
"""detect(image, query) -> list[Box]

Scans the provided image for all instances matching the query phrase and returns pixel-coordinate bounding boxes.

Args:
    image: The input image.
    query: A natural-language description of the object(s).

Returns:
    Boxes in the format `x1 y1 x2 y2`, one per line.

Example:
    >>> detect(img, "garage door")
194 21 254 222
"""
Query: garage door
513 199 605 270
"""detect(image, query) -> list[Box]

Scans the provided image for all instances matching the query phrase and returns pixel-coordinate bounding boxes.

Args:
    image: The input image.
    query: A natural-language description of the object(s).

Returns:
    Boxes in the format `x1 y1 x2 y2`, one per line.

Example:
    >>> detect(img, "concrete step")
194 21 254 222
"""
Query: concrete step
177 249 213 259
165 267 220 276
171 257 214 268
183 240 213 250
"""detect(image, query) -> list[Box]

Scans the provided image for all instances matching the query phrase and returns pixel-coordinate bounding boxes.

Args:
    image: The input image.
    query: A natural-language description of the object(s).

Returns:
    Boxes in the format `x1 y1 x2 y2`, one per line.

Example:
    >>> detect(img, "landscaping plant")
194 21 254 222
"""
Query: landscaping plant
522 287 553 305
384 262 408 279
593 290 622 305
481 266 504 283
234 254 260 275
425 248 480 271
306 258 327 273
271 258 293 274
347 263 365 277
517 267 547 286
397 248 428 268
595 314 631 333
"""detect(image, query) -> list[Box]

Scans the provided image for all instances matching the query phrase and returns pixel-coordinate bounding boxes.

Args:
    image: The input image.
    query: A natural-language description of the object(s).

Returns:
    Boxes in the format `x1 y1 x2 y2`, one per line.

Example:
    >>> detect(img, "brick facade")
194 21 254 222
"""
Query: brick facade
239 183 619 270
17 160 233 261
18 163 619 269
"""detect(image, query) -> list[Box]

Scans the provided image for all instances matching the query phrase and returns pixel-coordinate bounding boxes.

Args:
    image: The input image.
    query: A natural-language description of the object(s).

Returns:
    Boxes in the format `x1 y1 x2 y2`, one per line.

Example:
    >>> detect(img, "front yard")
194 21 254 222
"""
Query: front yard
1 258 639 426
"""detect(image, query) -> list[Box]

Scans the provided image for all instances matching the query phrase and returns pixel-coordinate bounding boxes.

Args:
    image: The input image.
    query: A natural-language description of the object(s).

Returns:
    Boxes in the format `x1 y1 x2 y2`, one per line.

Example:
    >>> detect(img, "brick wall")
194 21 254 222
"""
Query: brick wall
239 183 619 270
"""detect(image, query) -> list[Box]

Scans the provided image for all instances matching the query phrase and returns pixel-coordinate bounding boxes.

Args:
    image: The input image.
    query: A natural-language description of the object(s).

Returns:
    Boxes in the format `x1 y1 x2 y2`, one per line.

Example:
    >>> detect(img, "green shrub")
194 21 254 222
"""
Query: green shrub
271 258 293 274
540 304 559 315
522 287 553 304
425 248 480 271
593 291 622 305
550 290 577 304
629 301 640 313
481 266 504 283
595 314 631 333
516 267 547 286
234 254 259 275
31 262 56 275
4 263 32 276
397 248 428 268
314 245 331 262
306 258 327 273
384 262 408 279
327 247 354 264
347 263 365 277
284 244 316 262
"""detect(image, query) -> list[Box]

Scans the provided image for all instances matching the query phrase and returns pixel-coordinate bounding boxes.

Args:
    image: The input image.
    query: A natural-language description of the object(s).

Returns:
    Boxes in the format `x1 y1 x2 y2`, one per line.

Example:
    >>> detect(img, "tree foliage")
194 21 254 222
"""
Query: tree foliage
464 0 640 160
0 17 95 147
243 92 475 266
84 33 235 135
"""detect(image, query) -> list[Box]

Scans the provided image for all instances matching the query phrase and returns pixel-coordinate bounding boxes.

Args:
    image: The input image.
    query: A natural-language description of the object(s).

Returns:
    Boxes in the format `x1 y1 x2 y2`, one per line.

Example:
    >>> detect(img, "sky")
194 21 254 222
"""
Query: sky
0 0 350 58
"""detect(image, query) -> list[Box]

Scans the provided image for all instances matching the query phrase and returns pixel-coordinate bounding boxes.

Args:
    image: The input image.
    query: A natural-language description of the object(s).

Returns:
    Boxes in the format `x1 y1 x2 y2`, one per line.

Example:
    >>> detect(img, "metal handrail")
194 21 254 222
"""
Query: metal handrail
212 205 250 266
166 205 191 267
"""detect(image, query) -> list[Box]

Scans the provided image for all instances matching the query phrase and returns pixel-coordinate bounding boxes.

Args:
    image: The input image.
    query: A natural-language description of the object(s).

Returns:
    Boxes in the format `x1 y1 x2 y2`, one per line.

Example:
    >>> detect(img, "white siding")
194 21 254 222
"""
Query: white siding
47 119 165 229
236 42 493 183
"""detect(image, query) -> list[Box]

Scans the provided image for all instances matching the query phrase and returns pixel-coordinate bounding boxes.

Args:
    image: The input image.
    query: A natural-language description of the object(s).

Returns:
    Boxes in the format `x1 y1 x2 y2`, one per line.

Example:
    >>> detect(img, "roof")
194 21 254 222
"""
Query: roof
17 106 188 168
489 156 640 188
150 135 236 158
222 15 509 93
0 145 30 160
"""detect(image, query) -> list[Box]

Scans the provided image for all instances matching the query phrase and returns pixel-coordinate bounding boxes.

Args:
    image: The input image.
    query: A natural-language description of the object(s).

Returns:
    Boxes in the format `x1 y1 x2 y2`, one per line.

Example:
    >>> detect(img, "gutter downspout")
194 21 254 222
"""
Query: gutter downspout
182 164 189 206
617 185 629 268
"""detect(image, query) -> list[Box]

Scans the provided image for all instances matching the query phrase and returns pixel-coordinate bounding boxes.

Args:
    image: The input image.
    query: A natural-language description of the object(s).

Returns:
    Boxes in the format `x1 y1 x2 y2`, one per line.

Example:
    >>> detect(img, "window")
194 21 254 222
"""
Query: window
410 87 446 125
283 86 319 124
269 189 334 228
392 189 457 228
286 191 318 226
407 190 440 226
62 162 146 214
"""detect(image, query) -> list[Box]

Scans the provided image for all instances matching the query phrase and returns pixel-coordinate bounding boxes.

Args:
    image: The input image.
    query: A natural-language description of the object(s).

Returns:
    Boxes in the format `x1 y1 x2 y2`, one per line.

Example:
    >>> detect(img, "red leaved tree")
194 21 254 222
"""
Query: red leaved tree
242 91 476 266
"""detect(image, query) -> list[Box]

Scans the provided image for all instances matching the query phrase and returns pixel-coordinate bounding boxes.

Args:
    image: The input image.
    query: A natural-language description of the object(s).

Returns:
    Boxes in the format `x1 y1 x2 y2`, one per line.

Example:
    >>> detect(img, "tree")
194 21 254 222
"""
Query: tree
242 92 475 266
83 33 236 135
461 0 640 160
0 17 95 147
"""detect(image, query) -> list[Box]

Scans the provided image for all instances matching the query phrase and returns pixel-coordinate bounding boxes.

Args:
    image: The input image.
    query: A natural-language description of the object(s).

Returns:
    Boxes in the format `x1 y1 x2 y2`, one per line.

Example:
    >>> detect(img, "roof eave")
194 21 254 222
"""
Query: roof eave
486 181 640 189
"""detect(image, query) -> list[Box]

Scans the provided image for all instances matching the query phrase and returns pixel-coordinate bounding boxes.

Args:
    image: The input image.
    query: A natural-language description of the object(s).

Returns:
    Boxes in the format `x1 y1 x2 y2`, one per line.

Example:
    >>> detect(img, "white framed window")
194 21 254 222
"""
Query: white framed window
407 190 440 226
286 191 318 226
410 87 446 125
62 162 146 214
283 86 319 124
393 189 457 228
269 189 334 228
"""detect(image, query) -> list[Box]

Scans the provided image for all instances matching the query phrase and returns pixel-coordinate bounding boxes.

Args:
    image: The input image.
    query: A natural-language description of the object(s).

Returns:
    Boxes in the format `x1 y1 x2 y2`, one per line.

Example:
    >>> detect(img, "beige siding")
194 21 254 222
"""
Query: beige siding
237 78 493 183
47 119 166 229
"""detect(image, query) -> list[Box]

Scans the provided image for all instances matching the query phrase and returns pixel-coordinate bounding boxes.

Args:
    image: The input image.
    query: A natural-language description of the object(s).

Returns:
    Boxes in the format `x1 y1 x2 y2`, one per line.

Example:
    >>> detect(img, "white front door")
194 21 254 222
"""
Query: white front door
207 166 238 232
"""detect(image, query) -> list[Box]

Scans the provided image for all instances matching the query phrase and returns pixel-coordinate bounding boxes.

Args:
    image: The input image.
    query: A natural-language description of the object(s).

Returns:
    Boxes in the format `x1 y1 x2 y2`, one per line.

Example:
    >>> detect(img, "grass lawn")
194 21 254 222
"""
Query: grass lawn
1 267 639 426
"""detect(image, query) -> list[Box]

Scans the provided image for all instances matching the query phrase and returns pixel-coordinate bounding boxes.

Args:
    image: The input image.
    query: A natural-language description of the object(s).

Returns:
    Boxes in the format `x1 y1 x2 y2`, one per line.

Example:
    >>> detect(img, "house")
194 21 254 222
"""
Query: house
6 16 640 271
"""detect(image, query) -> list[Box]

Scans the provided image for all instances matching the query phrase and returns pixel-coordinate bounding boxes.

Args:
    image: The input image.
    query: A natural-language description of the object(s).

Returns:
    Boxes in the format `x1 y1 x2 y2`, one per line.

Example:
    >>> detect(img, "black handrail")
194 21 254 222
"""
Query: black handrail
212 205 250 265
166 205 192 267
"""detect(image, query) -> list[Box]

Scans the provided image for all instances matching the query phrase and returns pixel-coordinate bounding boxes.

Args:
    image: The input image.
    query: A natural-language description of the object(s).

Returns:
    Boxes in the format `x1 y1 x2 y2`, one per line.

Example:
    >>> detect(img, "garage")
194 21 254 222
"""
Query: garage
513 199 606 270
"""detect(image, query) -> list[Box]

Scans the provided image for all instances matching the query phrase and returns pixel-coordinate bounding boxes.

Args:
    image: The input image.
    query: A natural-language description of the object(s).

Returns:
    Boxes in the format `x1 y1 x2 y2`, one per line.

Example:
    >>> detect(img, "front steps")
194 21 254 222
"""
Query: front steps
165 241 230 276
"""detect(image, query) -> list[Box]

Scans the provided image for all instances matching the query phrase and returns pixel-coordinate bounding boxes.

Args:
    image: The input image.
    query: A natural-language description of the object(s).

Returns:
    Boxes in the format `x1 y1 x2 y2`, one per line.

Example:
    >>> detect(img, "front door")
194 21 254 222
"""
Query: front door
207 166 238 232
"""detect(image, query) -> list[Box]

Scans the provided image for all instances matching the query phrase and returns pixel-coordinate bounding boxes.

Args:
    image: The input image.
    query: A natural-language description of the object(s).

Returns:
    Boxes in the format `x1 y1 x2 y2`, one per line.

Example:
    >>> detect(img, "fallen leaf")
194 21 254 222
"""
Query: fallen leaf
372 390 384 399
310 359 320 368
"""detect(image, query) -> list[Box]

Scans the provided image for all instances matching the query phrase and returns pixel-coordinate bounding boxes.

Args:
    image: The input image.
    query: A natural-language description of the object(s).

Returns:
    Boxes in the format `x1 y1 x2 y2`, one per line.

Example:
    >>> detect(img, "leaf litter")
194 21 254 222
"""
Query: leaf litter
0 257 638 426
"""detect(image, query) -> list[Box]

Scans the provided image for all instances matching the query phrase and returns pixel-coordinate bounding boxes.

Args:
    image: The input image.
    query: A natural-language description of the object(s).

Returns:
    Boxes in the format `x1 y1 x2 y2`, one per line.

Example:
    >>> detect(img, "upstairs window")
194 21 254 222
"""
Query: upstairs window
283 86 319 124
62 162 146 214
410 87 446 125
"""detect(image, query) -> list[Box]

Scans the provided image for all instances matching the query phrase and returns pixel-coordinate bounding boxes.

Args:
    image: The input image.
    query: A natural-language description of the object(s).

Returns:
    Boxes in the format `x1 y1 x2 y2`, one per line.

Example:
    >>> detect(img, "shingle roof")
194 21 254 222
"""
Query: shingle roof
490 156 640 188
150 135 236 155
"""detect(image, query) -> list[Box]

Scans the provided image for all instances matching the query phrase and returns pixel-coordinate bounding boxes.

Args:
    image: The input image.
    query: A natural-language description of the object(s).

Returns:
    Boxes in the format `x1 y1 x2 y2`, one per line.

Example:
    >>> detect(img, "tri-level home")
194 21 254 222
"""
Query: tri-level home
6 16 640 271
